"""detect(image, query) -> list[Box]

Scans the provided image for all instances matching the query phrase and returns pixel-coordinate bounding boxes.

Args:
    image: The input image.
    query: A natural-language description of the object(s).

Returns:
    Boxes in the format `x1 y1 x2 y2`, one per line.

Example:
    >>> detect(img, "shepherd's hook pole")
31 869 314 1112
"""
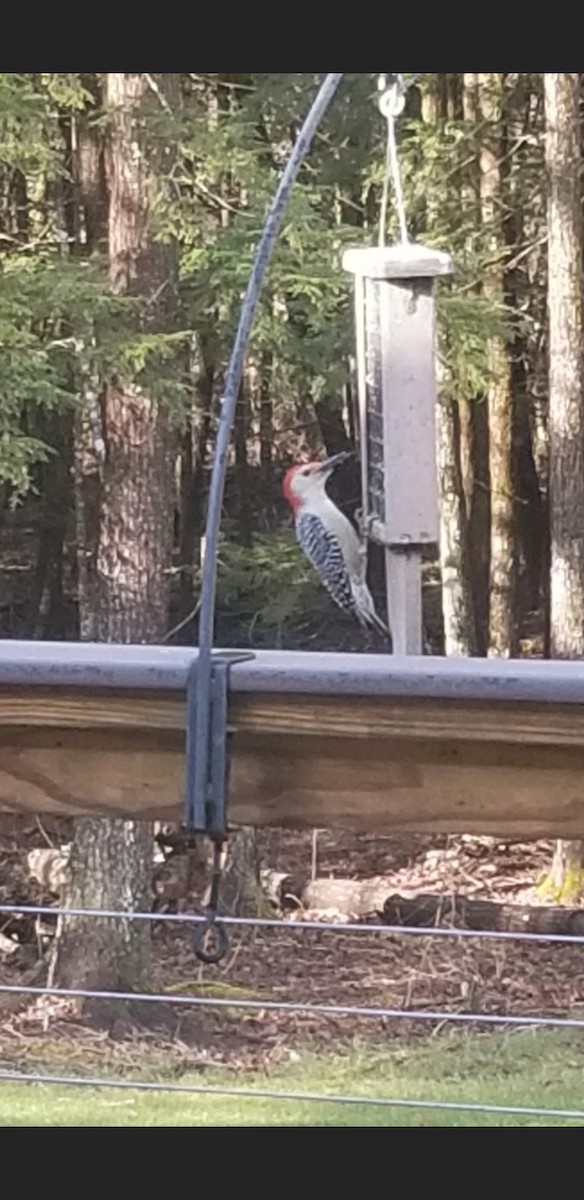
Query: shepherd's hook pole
193 74 344 813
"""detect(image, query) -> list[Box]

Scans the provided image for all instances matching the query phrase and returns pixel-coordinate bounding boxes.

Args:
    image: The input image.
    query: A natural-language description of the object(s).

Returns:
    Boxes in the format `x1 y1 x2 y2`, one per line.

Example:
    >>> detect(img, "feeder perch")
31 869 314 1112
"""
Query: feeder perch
343 242 454 654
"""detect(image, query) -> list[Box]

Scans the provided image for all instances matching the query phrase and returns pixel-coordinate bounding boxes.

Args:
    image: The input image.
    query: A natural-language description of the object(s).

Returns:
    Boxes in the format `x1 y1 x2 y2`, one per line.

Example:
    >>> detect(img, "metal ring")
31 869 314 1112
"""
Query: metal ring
378 87 405 121
192 916 229 965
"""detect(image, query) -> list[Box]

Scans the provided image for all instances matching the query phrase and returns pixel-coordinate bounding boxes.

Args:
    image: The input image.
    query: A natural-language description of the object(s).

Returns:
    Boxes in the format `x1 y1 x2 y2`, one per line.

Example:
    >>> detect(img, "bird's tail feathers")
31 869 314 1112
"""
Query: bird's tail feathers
353 581 390 639
368 608 390 638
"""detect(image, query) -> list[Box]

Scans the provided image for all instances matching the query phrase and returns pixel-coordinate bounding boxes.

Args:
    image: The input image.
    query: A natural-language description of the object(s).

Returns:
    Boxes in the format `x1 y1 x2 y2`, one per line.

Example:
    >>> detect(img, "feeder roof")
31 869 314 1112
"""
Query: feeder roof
343 242 454 280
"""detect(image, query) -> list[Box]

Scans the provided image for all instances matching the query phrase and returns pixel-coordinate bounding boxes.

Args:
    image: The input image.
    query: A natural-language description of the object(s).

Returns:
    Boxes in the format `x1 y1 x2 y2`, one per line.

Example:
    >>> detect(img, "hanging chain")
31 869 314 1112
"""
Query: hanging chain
378 73 409 248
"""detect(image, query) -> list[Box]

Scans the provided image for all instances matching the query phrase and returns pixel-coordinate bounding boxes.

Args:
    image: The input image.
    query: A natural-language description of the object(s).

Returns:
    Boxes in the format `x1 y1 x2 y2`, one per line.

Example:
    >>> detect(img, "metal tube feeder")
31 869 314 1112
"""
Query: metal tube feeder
343 242 453 655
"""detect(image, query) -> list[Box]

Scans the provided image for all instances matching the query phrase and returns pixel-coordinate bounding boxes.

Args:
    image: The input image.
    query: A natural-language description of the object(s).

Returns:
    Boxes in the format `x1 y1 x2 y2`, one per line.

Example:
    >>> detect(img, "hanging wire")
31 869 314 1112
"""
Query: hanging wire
378 74 409 247
1 1068 583 1123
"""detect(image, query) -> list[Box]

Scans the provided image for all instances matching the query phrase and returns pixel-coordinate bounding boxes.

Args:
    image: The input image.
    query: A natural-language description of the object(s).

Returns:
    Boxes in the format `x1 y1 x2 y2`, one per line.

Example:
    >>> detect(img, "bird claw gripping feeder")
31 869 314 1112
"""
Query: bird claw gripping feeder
343 75 453 654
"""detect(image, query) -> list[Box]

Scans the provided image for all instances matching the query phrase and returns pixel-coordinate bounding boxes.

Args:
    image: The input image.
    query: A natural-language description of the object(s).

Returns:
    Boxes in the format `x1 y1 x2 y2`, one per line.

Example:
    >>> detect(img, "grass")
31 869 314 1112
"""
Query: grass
1 1028 583 1126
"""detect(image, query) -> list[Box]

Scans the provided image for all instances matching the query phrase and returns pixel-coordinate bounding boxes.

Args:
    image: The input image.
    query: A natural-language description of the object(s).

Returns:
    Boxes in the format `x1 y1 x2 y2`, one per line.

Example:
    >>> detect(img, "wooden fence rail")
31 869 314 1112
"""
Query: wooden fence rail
0 643 584 836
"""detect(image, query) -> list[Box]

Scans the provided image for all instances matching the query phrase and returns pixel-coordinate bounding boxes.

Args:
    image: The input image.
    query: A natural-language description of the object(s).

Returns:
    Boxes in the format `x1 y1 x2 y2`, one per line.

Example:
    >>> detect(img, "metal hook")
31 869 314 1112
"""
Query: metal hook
192 840 229 965
377 74 409 246
378 74 406 120
193 912 229 965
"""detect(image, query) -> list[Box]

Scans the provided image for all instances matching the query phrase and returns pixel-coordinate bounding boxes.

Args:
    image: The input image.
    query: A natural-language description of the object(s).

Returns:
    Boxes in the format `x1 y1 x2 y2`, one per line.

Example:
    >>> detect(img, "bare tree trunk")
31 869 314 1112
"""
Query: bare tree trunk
457 397 474 520
543 73 584 901
220 828 265 916
234 379 253 547
437 397 476 654
316 393 353 455
259 350 274 495
53 822 153 997
479 73 516 657
25 411 73 640
74 395 102 640
77 74 108 254
55 74 180 998
424 78 476 656
460 75 491 655
72 78 106 638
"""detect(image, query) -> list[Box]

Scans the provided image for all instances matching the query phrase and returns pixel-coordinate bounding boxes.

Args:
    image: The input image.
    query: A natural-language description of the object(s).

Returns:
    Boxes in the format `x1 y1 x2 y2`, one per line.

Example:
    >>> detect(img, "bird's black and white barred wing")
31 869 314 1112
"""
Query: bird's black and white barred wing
295 511 356 617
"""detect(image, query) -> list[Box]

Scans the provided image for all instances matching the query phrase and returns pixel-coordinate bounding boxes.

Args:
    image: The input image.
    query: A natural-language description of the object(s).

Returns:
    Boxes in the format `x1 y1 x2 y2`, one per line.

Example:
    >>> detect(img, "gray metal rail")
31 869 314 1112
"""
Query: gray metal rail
0 640 583 703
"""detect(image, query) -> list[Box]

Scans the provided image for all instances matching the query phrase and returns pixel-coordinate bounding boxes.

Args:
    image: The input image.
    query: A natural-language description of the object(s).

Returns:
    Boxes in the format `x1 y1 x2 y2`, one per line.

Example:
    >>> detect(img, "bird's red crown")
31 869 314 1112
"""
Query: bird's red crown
282 461 322 511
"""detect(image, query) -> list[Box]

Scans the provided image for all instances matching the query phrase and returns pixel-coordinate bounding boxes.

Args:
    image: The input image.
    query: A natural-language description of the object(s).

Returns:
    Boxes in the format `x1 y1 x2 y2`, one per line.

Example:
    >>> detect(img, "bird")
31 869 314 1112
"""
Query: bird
282 452 389 637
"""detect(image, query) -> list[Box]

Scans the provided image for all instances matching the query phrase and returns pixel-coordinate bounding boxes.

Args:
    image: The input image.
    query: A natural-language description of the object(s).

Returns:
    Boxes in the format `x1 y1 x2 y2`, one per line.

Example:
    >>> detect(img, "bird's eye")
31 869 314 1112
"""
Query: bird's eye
301 468 310 476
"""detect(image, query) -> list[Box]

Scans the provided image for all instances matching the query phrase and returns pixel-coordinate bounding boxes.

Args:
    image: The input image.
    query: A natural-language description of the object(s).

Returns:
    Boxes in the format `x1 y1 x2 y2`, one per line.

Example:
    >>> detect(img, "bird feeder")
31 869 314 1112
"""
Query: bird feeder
343 242 453 655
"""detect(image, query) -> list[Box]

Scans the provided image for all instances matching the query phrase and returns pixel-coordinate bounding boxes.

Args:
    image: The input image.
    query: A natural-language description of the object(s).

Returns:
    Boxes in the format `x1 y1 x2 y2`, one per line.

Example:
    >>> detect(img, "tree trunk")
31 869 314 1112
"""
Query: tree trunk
478 73 516 657
259 350 274 496
460 75 490 655
316 393 353 455
234 379 253 547
177 422 196 627
53 821 153 996
219 827 265 917
77 74 108 255
424 79 476 657
25 412 73 640
72 77 106 637
437 397 476 655
73 390 102 641
458 397 474 520
55 73 180 999
543 73 584 901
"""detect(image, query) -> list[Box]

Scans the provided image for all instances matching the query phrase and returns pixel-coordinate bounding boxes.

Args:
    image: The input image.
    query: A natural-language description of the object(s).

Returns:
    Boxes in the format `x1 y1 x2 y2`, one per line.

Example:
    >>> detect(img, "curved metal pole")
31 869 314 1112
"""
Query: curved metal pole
192 73 344 818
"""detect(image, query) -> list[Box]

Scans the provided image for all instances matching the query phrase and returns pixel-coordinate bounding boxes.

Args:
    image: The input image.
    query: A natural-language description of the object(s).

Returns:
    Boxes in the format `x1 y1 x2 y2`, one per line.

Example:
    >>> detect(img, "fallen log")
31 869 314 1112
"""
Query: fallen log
302 876 397 918
382 892 584 935
301 876 584 935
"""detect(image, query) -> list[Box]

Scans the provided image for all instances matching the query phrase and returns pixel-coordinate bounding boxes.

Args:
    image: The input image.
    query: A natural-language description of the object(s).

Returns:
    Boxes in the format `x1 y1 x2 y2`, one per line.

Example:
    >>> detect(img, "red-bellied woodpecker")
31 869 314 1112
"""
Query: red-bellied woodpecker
282 452 389 636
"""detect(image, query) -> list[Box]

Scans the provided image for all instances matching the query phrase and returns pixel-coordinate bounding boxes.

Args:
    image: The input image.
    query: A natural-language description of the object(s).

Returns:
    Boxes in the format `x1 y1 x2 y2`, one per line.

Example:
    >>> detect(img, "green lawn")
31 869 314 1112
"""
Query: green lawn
1 1028 583 1126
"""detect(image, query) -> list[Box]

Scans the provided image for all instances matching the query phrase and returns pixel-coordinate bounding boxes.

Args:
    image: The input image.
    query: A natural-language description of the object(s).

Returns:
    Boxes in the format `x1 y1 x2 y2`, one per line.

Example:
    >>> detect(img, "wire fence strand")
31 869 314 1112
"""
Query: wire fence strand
2 900 584 1121
1 979 583 1032
1 1068 583 1122
3 903 584 945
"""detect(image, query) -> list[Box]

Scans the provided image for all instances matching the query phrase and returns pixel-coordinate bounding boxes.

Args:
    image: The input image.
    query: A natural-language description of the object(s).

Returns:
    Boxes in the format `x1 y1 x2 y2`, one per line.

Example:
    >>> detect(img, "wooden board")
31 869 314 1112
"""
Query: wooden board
3 686 584 745
0 686 584 835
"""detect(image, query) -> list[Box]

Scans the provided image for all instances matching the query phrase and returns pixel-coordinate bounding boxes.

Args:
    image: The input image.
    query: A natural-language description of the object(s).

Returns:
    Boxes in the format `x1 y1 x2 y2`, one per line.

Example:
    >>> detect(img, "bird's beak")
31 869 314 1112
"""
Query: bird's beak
317 451 355 475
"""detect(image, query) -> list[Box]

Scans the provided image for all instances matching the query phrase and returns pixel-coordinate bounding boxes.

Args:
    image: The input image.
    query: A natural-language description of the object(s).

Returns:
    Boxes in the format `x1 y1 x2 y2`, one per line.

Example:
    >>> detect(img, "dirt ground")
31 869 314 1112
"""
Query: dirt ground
1 817 583 1077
